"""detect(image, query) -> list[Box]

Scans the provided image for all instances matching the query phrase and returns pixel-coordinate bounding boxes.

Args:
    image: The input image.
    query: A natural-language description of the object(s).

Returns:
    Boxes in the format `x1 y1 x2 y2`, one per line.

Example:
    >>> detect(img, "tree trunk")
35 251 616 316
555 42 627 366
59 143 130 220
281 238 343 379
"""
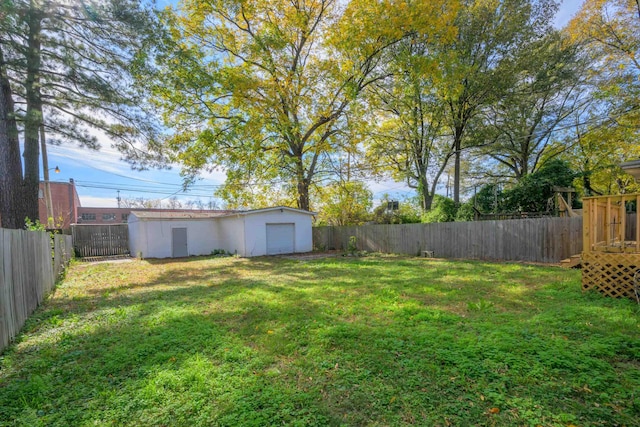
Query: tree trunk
583 174 596 197
293 156 310 211
23 3 43 224
297 179 310 211
417 174 433 211
0 49 25 229
453 130 461 205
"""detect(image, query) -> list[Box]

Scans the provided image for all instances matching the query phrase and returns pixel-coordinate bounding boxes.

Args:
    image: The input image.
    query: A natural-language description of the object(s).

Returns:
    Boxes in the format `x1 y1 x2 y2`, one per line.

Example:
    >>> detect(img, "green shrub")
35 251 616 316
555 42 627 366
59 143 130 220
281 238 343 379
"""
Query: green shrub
421 195 457 223
347 236 357 255
455 202 475 221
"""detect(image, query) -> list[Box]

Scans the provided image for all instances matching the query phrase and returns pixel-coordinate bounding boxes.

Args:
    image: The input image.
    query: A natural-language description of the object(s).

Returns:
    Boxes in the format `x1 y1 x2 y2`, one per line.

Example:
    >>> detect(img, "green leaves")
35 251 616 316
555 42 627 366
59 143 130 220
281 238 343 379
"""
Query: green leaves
152 0 458 210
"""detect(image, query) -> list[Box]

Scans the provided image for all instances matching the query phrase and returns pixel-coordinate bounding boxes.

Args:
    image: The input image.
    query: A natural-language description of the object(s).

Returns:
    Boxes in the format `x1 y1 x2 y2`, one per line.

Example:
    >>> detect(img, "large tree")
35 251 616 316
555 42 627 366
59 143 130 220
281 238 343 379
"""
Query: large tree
479 31 588 181
538 0 640 196
0 47 24 229
561 101 640 195
365 36 453 211
436 0 559 204
151 0 456 211
0 0 159 228
569 0 640 115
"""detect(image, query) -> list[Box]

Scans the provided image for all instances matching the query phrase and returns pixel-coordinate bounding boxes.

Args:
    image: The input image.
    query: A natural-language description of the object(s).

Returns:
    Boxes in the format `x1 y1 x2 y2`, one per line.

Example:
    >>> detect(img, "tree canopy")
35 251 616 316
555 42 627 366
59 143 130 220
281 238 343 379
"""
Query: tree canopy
3 0 639 228
150 0 458 211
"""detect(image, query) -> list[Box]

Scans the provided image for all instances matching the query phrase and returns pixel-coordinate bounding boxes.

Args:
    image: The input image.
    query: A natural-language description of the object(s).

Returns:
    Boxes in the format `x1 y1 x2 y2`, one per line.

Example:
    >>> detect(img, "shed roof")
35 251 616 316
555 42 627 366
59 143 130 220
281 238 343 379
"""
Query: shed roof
130 206 316 221
130 211 228 220
221 206 317 217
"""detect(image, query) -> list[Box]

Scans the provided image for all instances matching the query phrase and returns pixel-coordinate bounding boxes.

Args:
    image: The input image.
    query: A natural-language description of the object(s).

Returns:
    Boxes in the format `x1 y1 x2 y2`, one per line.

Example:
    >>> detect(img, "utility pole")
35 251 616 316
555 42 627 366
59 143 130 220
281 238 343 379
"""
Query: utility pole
117 190 121 208
40 123 54 227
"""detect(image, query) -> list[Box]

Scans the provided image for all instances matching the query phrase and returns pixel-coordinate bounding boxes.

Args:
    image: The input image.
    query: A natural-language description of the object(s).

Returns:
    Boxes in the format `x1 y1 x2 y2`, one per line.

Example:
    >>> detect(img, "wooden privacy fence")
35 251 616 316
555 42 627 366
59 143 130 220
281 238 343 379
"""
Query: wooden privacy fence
72 224 129 257
314 217 584 263
1 229 73 353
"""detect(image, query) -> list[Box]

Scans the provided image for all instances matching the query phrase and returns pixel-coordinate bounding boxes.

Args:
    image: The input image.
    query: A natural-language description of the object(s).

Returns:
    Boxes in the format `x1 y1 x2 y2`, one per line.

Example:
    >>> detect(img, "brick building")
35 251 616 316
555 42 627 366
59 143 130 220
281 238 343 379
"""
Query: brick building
39 179 81 229
35 179 231 229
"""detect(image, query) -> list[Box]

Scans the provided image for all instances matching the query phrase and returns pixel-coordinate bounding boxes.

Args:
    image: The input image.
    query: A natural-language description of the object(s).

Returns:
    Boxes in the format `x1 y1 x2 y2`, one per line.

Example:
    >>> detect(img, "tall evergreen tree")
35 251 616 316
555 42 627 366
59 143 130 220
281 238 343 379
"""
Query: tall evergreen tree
0 0 160 228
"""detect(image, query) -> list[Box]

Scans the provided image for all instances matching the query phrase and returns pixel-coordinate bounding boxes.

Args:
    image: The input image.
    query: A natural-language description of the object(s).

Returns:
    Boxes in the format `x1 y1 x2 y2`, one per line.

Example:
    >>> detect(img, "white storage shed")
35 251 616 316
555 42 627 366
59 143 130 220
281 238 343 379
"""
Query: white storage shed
128 207 316 259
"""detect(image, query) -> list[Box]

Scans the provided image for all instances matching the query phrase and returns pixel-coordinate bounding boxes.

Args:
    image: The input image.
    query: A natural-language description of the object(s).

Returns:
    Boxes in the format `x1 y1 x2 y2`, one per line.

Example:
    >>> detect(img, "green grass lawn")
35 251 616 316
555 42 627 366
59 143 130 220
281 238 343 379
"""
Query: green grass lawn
0 255 639 426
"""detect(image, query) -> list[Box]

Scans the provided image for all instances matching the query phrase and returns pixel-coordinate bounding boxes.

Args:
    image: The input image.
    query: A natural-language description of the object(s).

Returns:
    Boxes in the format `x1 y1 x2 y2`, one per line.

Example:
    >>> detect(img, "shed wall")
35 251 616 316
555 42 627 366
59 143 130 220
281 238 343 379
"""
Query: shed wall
128 218 144 258
242 210 313 256
215 216 246 256
128 209 314 259
130 218 220 258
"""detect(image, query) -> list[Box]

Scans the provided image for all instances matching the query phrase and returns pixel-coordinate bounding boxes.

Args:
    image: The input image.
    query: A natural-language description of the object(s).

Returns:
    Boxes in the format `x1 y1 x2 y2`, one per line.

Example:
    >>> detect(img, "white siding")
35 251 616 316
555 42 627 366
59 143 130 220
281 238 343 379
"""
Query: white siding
128 216 144 257
215 215 245 256
128 208 314 259
129 216 221 258
242 210 313 257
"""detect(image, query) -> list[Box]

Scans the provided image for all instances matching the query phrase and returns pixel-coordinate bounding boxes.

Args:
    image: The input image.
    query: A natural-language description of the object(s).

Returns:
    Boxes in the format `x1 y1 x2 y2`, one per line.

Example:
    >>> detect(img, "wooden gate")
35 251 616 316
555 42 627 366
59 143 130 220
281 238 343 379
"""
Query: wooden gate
71 224 130 257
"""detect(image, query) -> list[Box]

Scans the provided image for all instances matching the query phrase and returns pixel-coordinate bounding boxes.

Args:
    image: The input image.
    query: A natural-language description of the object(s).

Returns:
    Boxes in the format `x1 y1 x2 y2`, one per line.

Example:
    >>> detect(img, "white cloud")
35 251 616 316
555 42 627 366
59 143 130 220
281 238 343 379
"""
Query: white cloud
49 143 139 175
48 141 226 186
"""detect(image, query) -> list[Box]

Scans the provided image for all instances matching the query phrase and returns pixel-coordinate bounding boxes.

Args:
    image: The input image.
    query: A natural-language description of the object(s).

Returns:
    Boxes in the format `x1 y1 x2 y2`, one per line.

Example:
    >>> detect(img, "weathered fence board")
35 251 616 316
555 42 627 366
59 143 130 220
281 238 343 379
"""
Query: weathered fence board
0 229 72 354
72 224 129 257
53 234 73 278
314 217 584 263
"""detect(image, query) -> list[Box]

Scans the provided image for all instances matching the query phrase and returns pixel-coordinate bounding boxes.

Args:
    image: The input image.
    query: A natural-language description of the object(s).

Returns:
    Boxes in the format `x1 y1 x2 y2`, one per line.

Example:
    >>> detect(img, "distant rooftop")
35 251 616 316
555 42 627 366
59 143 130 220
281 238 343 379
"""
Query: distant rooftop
621 160 640 181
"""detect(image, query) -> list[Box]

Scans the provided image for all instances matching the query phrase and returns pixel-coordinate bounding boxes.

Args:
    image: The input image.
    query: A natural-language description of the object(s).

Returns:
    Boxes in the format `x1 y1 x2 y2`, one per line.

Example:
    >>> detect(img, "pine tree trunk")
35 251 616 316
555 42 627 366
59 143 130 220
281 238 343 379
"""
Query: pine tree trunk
23 3 43 224
0 48 25 229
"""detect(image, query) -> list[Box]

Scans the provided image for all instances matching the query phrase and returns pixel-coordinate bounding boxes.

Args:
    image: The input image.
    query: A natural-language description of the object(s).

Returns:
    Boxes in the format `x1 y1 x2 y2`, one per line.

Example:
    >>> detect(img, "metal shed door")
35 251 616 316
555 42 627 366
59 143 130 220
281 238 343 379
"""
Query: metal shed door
172 227 188 257
266 223 295 255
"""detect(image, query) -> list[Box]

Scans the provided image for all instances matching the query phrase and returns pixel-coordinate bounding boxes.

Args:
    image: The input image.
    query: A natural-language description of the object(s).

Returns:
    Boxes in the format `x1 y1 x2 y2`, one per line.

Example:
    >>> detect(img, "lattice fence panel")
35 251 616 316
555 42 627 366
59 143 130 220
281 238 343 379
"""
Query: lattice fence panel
581 252 640 299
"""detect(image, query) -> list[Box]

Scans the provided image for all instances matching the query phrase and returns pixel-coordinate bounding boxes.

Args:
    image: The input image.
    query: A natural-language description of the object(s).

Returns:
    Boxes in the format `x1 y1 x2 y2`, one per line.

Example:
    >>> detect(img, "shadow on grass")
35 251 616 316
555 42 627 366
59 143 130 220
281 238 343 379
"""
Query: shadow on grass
1 256 638 426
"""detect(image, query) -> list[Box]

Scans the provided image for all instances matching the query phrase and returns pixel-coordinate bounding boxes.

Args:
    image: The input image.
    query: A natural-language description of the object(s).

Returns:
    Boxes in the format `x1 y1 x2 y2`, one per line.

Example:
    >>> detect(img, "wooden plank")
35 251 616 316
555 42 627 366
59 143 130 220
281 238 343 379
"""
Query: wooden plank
637 195 640 252
592 199 598 252
605 197 611 245
583 198 591 253
0 229 9 351
620 199 626 253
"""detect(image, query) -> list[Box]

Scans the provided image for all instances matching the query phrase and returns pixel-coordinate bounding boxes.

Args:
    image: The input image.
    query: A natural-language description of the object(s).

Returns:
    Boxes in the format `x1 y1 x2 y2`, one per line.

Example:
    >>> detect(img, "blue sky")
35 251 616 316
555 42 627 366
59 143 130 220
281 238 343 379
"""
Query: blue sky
42 0 585 208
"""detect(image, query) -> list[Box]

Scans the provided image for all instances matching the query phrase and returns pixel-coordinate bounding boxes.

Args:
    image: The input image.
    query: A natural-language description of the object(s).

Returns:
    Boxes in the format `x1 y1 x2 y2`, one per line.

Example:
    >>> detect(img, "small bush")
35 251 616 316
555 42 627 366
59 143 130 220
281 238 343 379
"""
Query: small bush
347 236 358 255
211 249 230 256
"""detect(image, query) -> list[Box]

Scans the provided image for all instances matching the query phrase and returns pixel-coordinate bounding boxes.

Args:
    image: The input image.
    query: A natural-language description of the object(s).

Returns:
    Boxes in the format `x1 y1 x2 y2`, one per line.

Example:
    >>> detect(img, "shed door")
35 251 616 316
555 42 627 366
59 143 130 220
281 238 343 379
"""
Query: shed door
172 227 188 257
266 223 295 255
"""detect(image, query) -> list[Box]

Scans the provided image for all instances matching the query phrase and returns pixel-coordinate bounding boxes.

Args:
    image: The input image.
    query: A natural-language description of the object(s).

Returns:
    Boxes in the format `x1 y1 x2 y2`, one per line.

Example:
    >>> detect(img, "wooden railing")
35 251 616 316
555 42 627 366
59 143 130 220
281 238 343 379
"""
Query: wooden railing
582 193 640 254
